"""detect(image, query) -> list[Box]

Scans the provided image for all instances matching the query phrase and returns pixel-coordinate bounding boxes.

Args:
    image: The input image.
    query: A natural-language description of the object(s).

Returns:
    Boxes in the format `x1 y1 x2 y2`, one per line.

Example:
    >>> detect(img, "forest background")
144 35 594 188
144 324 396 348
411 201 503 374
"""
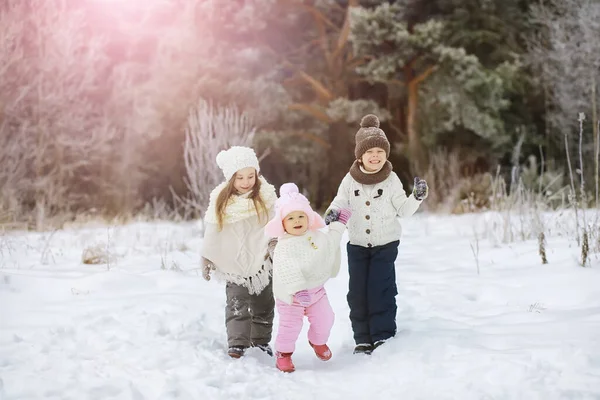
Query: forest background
1 0 599 230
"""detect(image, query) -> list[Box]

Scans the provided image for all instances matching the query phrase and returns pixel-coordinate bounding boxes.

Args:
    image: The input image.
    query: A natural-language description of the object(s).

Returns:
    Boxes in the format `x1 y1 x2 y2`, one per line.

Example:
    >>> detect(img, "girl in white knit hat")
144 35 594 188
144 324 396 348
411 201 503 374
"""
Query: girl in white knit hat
265 182 351 373
201 146 278 359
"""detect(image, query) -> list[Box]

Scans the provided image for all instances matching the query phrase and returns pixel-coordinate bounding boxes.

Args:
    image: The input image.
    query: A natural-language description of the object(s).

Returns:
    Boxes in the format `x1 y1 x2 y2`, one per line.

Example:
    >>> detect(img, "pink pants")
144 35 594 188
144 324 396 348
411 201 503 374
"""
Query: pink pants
275 286 335 353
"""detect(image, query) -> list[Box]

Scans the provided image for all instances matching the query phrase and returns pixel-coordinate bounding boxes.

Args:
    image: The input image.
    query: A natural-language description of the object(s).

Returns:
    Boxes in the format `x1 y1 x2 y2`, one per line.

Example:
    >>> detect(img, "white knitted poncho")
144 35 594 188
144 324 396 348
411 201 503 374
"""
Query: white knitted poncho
202 177 277 294
272 221 346 304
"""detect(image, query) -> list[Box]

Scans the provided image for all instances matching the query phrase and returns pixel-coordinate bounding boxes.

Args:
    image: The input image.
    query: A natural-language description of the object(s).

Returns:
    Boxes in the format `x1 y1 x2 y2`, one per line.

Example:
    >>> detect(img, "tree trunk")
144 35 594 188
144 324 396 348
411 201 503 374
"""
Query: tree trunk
592 74 598 208
407 80 423 170
404 64 435 173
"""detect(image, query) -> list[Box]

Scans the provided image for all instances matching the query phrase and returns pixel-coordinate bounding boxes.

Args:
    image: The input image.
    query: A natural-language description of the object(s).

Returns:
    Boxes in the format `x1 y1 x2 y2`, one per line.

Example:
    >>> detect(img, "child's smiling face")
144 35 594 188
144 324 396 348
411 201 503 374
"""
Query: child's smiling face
360 147 387 172
233 167 257 194
282 211 309 236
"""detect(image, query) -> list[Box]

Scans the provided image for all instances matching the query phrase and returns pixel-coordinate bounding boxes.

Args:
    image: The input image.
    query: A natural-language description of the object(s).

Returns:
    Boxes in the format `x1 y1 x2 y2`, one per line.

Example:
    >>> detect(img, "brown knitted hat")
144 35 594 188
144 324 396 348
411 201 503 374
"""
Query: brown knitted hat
354 114 390 159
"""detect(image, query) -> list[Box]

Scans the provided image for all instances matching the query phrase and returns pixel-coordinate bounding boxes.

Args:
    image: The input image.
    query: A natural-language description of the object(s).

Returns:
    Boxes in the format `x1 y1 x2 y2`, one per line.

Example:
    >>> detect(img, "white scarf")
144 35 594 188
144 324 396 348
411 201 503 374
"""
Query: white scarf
204 176 277 225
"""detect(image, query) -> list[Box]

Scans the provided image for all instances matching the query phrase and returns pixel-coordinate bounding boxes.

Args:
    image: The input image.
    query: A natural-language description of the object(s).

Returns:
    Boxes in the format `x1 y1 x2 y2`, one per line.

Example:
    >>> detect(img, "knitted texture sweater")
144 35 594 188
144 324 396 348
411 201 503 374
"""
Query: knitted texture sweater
202 177 277 294
272 222 346 304
328 172 421 248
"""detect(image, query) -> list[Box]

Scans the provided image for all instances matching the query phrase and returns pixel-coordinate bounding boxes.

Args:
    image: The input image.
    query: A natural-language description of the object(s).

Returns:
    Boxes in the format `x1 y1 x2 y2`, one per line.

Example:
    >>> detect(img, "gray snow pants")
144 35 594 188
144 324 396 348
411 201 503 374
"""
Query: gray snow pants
225 280 275 348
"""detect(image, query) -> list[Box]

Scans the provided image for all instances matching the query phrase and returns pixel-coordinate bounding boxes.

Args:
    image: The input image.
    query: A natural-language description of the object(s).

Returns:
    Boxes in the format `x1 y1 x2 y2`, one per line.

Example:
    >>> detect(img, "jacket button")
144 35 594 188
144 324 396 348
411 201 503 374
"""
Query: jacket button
365 201 370 206
366 229 371 234
365 215 370 220
367 243 372 248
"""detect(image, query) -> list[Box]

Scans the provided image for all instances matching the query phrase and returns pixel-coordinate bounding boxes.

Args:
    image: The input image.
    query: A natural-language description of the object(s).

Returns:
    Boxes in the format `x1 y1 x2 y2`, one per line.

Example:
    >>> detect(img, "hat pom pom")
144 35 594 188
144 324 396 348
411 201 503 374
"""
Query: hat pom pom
215 150 227 169
280 183 299 196
360 114 380 128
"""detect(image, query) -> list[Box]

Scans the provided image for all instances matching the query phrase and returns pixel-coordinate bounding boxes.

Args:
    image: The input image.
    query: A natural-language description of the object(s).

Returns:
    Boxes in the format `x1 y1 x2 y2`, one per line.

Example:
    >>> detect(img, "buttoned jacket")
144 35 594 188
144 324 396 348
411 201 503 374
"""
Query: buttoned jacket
328 172 422 248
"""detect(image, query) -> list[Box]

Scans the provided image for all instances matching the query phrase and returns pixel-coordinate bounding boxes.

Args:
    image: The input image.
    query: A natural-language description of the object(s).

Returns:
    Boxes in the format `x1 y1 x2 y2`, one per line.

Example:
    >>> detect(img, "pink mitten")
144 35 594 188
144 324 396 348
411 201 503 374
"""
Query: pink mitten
294 290 311 306
337 208 352 225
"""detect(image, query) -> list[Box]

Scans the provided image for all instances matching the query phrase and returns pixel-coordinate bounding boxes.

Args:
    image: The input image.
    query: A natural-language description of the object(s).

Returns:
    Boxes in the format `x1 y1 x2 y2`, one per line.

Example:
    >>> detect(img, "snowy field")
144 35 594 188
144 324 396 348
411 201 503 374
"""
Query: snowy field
1 212 600 400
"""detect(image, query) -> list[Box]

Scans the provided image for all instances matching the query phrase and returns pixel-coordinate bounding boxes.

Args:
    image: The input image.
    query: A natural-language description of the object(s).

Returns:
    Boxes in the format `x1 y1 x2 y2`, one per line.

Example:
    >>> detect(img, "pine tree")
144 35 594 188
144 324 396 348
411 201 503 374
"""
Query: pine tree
349 1 523 171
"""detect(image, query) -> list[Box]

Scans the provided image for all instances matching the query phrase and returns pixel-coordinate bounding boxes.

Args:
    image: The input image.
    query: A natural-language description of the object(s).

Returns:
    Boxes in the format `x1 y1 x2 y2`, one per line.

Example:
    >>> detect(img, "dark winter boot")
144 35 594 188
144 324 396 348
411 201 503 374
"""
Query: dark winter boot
228 346 246 359
372 340 386 351
353 343 374 355
252 343 273 357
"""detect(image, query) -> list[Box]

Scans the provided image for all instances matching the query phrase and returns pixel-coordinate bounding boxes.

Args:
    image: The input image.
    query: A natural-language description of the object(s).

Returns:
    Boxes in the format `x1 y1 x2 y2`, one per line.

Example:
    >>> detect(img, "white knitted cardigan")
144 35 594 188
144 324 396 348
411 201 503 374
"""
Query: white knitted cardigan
328 172 421 247
272 221 346 304
202 176 277 294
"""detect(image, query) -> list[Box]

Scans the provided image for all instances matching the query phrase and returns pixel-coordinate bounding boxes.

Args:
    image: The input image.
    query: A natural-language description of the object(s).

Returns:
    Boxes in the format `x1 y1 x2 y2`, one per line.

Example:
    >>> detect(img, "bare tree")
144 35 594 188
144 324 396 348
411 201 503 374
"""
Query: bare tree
0 0 120 227
529 0 600 147
104 0 211 213
0 0 206 226
0 0 278 228
0 124 29 225
176 99 256 219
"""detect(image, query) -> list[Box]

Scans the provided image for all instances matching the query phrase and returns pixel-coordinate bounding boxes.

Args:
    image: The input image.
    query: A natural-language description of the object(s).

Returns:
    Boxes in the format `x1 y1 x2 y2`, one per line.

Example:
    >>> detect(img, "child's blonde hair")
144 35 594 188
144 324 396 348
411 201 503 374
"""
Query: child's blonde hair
215 171 269 231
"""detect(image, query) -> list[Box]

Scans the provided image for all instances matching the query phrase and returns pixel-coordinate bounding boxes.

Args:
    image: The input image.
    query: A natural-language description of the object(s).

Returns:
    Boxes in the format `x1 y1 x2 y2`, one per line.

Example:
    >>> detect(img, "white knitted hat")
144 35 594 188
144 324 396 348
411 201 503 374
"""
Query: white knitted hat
216 146 260 180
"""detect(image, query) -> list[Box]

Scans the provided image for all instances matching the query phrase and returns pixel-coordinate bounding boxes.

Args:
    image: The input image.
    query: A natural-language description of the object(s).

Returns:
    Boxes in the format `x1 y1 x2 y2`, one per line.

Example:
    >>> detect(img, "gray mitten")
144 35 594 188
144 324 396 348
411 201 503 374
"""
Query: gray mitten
265 237 278 261
413 177 429 201
324 209 340 225
202 257 216 281
325 208 352 225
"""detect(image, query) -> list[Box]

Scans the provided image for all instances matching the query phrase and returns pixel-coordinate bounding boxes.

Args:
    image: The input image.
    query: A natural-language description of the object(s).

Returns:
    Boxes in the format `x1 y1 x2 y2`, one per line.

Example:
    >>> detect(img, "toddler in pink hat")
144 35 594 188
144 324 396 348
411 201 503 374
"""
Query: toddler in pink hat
265 183 351 373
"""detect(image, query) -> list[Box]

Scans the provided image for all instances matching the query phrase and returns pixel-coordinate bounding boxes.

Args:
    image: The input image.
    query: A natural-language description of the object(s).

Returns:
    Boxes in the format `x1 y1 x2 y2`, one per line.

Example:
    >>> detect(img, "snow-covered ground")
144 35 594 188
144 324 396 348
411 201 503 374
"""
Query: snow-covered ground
1 212 600 400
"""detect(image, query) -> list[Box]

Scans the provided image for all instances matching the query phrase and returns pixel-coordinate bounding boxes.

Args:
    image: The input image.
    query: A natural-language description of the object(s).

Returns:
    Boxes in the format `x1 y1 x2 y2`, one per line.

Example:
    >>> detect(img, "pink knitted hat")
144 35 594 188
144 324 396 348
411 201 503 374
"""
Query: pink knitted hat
265 183 325 237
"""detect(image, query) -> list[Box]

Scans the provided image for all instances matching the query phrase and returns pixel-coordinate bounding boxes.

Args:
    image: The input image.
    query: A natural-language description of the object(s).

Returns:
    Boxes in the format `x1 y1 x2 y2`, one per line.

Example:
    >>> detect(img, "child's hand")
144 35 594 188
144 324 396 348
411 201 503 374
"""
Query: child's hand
202 257 216 281
413 177 429 201
324 209 340 226
265 237 278 261
294 290 311 306
325 208 352 225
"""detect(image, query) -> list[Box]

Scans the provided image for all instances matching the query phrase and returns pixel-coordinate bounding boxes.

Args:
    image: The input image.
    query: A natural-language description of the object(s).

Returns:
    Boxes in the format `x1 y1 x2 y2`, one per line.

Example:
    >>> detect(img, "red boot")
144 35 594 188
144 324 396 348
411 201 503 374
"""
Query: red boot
276 352 295 373
309 342 332 361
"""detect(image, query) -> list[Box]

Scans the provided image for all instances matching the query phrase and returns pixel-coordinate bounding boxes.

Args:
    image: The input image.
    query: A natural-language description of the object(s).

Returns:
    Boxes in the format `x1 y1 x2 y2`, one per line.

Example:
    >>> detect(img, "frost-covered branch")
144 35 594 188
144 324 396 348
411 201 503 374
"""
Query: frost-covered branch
179 99 256 219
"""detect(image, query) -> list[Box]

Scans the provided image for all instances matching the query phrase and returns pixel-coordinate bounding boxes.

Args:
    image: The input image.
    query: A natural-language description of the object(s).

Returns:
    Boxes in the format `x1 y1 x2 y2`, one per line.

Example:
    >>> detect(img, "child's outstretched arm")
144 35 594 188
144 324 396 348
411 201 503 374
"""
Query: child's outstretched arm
391 174 424 218
321 208 351 278
324 209 351 238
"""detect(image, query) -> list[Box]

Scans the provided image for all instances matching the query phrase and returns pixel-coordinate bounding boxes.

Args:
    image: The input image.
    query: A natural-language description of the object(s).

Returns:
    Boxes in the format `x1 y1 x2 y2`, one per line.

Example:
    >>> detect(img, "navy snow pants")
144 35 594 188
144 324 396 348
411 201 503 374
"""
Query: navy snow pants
347 240 399 344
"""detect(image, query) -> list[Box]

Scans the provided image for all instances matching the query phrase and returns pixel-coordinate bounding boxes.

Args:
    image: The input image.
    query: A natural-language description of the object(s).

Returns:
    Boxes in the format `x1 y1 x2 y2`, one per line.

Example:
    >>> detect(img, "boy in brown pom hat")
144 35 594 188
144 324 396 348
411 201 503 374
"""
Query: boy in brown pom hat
324 114 428 355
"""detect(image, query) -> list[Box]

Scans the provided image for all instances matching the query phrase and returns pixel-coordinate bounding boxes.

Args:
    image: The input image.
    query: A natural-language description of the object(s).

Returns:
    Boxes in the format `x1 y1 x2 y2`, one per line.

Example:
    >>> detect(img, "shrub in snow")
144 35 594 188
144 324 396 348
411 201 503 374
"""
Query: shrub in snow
81 244 110 265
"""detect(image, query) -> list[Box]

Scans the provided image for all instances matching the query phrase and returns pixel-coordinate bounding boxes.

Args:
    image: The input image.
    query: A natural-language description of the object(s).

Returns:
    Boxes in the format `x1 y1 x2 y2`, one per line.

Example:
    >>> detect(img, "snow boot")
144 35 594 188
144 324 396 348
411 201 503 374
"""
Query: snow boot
353 343 373 355
309 342 332 361
252 343 273 357
227 346 246 359
275 352 295 373
372 340 387 352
